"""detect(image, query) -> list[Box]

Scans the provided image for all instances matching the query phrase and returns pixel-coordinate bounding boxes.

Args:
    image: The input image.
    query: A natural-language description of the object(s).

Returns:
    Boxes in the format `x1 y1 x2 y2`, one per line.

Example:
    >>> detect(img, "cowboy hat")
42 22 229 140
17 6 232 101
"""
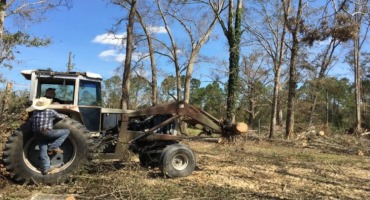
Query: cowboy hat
26 97 52 112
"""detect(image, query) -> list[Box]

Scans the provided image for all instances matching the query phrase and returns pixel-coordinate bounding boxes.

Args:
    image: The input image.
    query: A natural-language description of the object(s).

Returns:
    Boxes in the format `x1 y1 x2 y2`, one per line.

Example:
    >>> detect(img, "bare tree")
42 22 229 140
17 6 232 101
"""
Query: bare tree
156 0 182 101
155 0 218 104
240 51 270 126
244 0 287 138
352 0 369 133
334 0 370 133
282 0 304 139
177 3 218 104
306 38 341 126
121 0 137 110
135 5 158 106
110 0 159 106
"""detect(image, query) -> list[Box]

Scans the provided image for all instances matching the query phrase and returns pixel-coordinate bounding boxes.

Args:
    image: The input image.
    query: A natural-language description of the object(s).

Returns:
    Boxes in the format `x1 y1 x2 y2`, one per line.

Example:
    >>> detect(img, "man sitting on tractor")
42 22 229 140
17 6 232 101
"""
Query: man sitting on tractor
45 88 64 104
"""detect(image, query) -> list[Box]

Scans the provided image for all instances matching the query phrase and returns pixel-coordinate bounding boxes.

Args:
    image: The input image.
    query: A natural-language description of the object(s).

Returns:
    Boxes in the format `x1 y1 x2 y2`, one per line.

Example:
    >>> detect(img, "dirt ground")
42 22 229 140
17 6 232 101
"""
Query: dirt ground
0 134 369 200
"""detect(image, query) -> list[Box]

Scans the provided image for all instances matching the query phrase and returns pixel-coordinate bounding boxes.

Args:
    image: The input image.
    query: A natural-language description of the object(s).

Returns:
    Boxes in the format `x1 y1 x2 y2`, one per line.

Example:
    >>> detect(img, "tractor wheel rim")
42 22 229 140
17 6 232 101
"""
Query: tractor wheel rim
23 137 77 174
172 154 188 170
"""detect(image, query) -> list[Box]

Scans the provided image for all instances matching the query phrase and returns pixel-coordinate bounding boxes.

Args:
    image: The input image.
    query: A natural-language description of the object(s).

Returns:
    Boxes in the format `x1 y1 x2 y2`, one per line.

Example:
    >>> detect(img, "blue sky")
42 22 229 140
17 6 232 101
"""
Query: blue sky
0 1 356 91
0 1 140 89
0 0 229 91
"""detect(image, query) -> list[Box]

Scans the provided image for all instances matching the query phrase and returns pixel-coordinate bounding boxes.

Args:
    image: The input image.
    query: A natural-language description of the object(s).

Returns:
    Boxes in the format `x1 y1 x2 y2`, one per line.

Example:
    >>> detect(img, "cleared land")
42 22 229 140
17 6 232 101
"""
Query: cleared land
0 134 369 200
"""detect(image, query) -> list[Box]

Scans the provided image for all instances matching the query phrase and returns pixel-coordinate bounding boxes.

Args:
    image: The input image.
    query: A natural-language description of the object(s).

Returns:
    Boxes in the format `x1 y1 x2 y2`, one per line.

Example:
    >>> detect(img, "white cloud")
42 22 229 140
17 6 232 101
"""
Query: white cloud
147 26 167 34
98 50 149 63
98 50 125 62
93 31 154 63
98 50 117 57
114 54 126 62
92 33 126 46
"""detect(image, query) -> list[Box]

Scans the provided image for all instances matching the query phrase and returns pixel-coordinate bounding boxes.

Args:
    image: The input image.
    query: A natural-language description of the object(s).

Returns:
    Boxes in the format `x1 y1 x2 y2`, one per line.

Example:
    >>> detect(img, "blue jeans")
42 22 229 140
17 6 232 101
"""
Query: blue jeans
35 129 70 172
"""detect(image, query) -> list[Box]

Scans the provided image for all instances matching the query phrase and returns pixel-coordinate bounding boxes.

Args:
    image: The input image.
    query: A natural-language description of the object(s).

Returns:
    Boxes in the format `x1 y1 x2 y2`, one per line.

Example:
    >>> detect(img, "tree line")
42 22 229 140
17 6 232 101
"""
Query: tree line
1 0 370 139
110 0 370 138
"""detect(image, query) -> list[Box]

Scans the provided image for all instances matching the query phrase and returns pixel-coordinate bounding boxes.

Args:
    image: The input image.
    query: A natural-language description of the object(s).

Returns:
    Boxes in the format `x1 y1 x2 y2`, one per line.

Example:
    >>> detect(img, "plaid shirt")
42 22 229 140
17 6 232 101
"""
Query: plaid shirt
30 109 66 132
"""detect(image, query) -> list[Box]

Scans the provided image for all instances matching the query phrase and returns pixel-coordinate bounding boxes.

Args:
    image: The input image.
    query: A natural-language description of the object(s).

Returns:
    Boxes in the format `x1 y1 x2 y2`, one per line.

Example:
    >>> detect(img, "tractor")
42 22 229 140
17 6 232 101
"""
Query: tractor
2 69 248 185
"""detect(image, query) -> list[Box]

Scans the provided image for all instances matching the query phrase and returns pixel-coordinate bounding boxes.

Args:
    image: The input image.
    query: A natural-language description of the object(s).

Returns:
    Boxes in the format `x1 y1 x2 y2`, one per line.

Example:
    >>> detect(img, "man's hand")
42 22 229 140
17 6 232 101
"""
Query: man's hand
61 114 68 119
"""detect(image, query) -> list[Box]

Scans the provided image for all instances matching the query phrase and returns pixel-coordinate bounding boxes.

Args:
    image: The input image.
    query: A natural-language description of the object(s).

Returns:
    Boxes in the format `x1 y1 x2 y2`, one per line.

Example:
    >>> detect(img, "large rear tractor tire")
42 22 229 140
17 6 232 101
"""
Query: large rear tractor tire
160 143 196 178
2 118 93 185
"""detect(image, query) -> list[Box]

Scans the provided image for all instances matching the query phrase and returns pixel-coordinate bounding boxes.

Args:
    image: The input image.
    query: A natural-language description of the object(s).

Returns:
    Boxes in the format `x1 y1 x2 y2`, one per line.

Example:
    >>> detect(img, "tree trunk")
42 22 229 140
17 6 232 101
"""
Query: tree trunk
226 0 243 123
248 85 254 125
308 39 338 126
0 82 12 121
183 17 217 104
209 0 243 123
121 0 137 110
176 65 182 101
283 0 303 139
157 0 181 101
227 40 240 123
277 84 284 126
0 0 5 40
326 90 329 127
285 41 298 139
269 1 290 138
269 68 281 138
354 33 362 133
269 20 286 138
150 44 158 106
353 1 365 133
184 54 196 104
135 9 158 106
308 93 318 127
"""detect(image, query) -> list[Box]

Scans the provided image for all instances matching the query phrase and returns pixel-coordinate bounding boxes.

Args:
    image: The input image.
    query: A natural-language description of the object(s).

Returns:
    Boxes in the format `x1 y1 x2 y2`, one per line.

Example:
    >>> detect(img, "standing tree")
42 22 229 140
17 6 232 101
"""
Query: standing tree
160 75 178 102
239 52 270 126
282 0 304 139
351 0 369 133
172 2 218 104
209 0 244 123
111 0 160 106
156 0 217 103
130 75 151 109
337 0 370 133
202 81 226 118
135 4 158 106
156 0 182 101
244 0 287 138
121 0 137 110
103 75 122 108
301 4 357 126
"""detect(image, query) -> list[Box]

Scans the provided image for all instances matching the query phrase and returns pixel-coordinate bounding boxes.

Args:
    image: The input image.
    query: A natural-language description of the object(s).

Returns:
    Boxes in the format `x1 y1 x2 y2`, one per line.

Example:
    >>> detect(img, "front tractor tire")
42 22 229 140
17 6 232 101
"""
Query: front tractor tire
160 144 196 178
2 118 93 185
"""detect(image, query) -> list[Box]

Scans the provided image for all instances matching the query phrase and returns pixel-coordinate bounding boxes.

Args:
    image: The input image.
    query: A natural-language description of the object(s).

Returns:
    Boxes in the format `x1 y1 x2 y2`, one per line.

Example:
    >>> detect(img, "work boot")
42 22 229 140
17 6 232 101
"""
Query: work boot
41 167 58 175
47 147 64 155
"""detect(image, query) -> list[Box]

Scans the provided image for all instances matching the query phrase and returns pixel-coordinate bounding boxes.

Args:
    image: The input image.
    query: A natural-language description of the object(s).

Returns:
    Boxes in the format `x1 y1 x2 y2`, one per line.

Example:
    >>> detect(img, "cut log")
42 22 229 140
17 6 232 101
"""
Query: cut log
231 122 248 134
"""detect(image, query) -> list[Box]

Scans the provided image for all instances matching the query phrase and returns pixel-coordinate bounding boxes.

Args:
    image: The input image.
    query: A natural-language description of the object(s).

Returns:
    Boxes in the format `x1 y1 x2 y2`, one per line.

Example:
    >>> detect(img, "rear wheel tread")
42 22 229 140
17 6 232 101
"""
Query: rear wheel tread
2 119 93 184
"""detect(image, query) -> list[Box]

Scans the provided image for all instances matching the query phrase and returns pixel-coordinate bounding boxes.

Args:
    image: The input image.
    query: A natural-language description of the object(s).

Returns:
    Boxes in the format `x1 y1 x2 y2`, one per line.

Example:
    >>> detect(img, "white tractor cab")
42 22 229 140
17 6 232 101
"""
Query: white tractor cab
22 69 115 133
3 69 246 185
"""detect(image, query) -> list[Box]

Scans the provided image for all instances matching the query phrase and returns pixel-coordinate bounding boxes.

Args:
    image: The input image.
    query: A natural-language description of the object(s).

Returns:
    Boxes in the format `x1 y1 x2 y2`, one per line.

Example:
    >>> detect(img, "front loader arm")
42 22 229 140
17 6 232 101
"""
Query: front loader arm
112 101 248 160
126 101 223 134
